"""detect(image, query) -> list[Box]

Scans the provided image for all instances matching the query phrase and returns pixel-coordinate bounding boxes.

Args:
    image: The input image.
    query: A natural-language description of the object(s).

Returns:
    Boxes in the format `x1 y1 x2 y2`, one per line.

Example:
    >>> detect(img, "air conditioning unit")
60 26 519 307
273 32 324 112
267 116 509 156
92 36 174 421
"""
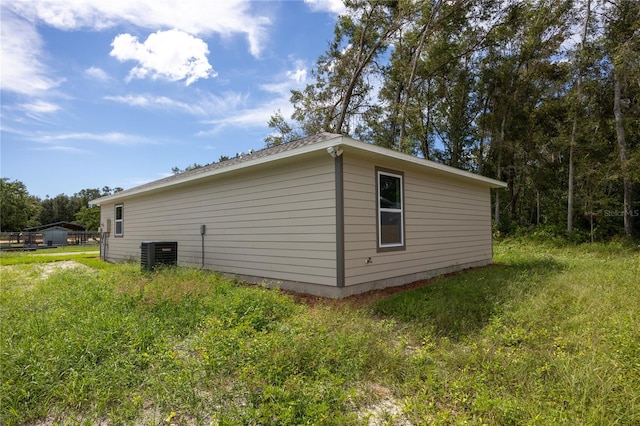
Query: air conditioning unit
141 241 178 271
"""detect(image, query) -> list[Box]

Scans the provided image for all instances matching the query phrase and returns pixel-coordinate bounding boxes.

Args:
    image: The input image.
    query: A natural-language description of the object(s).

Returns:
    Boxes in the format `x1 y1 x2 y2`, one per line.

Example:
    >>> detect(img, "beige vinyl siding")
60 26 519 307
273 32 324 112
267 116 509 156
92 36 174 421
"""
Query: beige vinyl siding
343 155 492 287
102 155 338 286
101 204 116 237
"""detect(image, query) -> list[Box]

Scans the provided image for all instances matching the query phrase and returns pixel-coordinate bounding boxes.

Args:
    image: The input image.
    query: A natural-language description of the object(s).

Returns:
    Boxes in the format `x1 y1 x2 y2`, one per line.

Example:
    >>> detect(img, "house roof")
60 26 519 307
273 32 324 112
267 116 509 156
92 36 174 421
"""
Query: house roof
24 221 86 232
92 132 506 206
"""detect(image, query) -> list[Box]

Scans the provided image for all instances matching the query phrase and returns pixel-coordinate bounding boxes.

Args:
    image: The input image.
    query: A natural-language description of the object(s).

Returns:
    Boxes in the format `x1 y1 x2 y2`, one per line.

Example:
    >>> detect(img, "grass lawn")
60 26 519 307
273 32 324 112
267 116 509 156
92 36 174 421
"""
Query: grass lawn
1 239 638 425
0 245 100 267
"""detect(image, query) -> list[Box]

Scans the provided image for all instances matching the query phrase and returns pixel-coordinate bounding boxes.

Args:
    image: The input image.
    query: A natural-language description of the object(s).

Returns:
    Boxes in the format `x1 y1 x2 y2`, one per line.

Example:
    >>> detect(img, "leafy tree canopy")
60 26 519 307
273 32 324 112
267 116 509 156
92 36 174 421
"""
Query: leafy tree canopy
0 178 41 231
266 0 640 239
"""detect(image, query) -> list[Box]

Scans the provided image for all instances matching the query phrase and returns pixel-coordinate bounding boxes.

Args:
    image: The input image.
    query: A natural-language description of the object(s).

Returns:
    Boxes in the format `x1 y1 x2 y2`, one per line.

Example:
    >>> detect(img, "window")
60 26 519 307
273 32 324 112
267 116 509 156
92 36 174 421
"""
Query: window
377 169 404 250
114 204 123 237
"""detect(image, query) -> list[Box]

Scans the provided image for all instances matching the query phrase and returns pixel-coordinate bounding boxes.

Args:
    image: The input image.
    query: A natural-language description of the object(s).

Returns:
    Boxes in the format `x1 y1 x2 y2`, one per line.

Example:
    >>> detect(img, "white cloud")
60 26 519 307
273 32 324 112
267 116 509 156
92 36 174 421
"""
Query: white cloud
84 66 110 81
104 91 246 116
260 59 308 94
202 61 307 133
206 103 277 128
105 94 185 109
19 100 60 113
7 0 271 57
304 0 346 15
110 29 216 85
31 145 86 153
197 100 282 135
34 131 153 145
287 68 307 84
0 11 59 95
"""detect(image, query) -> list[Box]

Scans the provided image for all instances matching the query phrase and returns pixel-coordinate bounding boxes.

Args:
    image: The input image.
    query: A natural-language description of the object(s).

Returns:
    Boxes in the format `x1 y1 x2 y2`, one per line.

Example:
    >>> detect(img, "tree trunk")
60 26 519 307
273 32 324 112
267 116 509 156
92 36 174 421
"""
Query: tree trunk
494 167 501 225
335 6 399 134
477 95 490 174
398 18 431 147
613 69 633 237
494 111 507 226
568 0 590 232
537 190 540 227
567 122 575 231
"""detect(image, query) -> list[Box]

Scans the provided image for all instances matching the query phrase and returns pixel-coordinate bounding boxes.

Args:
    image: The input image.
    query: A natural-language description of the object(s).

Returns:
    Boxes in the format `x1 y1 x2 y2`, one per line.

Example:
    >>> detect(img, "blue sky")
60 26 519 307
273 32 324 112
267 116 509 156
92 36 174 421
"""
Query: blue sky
1 0 345 199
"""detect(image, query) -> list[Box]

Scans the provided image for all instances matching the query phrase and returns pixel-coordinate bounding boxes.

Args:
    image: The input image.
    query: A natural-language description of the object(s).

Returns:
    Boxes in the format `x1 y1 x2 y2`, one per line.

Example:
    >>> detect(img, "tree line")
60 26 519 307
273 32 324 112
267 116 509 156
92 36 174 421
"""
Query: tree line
2 1 637 241
267 0 639 239
0 178 121 232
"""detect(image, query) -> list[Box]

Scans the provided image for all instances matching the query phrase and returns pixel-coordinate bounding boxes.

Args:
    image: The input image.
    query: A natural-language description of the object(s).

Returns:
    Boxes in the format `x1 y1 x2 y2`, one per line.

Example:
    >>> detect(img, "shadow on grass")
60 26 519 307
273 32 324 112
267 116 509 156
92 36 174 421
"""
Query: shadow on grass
374 257 564 340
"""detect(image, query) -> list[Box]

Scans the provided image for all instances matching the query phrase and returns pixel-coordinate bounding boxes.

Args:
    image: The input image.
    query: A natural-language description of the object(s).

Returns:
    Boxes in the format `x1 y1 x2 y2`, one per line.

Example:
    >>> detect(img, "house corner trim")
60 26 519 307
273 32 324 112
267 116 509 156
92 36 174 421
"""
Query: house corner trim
335 155 345 288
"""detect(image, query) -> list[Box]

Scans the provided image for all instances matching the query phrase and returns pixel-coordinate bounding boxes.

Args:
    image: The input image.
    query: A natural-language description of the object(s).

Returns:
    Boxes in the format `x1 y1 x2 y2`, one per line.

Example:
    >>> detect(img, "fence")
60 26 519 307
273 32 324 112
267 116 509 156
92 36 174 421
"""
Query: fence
0 231 101 249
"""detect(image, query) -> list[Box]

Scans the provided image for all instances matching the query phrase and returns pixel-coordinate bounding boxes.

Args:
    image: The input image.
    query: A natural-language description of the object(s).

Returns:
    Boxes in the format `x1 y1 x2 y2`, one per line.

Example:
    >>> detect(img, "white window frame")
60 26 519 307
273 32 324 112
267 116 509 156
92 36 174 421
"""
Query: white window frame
114 204 124 237
377 169 405 251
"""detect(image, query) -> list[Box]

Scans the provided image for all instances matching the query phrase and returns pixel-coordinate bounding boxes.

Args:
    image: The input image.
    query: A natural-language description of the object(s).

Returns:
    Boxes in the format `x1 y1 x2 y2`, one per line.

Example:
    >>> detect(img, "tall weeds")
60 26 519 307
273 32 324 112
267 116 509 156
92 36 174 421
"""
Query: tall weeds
1 240 638 424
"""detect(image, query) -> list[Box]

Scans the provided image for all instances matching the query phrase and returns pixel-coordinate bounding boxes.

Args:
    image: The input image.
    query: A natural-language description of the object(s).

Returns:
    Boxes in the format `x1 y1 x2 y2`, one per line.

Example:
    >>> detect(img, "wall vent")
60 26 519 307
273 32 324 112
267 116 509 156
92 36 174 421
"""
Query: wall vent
141 241 178 271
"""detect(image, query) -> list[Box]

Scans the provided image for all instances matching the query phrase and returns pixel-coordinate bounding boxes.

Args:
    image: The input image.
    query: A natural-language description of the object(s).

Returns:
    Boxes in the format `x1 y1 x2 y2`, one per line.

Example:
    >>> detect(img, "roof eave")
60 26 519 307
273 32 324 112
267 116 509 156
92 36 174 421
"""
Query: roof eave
91 134 506 206
339 136 507 189
91 134 346 206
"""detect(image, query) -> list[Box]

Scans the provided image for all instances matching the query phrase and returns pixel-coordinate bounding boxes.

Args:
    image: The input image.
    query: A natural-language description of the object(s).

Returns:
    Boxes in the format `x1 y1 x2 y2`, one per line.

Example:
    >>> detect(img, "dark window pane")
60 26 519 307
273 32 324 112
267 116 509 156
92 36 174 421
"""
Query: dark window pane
380 211 402 245
379 174 401 209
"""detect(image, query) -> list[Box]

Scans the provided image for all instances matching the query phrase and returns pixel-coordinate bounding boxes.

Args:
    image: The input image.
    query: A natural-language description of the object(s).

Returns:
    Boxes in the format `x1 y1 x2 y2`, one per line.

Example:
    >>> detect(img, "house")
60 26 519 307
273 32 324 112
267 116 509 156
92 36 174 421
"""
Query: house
92 133 506 298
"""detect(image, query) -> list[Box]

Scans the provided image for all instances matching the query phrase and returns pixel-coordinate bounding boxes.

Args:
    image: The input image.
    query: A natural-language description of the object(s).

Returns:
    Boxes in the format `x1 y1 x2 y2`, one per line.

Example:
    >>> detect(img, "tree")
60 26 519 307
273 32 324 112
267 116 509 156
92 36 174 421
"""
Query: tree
172 163 207 174
101 186 124 196
475 0 574 226
369 0 483 156
39 194 82 224
264 109 300 148
433 55 478 169
74 206 100 231
70 188 110 231
604 0 639 237
291 0 405 135
267 0 637 239
0 178 41 231
567 0 591 232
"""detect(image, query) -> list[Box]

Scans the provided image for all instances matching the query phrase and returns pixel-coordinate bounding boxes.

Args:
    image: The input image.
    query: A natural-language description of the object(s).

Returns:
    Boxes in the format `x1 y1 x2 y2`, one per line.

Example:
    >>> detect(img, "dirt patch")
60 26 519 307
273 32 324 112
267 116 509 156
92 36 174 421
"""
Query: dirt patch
358 383 412 426
39 260 90 280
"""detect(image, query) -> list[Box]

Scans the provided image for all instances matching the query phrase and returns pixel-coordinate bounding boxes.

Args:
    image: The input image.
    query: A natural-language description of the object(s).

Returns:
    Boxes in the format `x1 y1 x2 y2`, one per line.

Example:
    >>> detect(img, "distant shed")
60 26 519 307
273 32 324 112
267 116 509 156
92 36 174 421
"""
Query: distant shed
24 222 85 246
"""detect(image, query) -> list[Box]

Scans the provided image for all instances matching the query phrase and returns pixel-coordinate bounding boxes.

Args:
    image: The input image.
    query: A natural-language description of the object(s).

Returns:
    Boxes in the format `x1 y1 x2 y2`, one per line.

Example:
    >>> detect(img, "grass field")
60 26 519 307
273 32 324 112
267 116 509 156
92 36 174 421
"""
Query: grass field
0 246 100 266
1 239 638 425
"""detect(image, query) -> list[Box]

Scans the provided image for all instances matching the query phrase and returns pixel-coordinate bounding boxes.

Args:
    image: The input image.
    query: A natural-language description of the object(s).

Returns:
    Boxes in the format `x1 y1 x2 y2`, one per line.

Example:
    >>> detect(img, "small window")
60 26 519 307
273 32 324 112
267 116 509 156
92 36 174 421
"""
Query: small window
377 169 404 250
114 204 123 237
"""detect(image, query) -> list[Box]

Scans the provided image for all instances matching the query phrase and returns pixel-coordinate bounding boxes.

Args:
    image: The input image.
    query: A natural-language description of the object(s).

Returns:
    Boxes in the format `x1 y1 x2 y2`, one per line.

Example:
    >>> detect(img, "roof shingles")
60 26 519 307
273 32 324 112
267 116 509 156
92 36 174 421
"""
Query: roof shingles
109 132 342 198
